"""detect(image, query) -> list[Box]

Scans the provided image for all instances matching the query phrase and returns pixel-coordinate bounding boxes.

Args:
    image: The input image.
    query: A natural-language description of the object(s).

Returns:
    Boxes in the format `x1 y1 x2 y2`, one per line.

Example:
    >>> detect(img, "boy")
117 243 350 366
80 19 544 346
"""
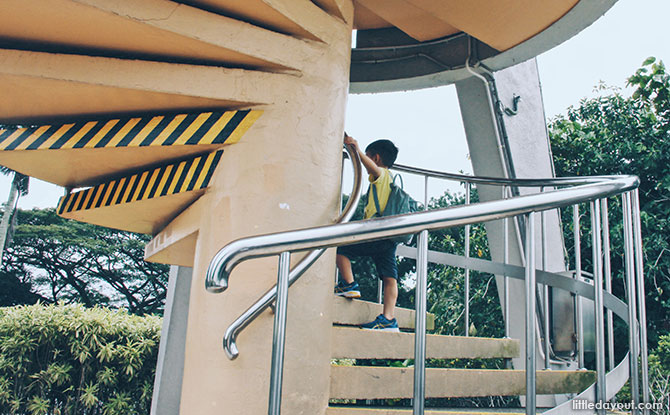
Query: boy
335 134 400 332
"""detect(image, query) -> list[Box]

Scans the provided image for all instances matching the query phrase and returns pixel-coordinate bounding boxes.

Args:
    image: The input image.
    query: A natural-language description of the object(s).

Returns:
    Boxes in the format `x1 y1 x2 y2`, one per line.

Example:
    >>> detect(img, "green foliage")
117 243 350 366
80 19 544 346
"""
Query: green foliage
425 190 503 339
548 57 670 349
0 303 160 415
647 335 670 413
1 209 169 315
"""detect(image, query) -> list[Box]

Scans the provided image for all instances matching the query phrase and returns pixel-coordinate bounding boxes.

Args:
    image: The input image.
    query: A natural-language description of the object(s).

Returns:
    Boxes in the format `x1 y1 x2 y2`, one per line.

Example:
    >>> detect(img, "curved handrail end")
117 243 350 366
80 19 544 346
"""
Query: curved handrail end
224 333 239 360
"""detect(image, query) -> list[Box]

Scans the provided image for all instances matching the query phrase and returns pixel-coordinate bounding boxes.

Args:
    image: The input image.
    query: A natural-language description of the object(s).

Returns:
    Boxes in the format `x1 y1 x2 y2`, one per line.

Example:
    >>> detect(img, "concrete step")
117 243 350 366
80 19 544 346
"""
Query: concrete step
57 150 223 234
330 366 596 399
332 327 518 360
333 296 435 331
0 110 260 188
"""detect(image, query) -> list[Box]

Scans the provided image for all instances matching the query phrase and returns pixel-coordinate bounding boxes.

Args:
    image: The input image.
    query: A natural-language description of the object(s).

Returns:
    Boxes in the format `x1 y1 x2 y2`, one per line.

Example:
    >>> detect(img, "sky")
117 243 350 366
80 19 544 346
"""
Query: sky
2 0 669 209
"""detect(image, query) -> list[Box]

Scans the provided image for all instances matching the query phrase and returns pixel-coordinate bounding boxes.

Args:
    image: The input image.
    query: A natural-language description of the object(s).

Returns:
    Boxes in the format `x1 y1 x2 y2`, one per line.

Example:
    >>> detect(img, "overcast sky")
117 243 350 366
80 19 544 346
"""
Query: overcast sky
2 0 669 209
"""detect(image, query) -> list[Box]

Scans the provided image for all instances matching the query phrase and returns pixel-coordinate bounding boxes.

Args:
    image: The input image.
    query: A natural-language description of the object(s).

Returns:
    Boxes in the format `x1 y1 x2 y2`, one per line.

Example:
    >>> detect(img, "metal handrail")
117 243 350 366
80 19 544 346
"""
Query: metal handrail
392 163 621 187
205 172 647 415
206 176 637 291
217 143 364 359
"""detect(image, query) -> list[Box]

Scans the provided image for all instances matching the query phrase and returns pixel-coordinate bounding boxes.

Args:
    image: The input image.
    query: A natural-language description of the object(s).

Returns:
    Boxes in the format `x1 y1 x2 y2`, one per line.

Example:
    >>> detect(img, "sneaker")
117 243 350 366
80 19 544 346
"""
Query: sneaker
361 314 400 332
334 281 361 298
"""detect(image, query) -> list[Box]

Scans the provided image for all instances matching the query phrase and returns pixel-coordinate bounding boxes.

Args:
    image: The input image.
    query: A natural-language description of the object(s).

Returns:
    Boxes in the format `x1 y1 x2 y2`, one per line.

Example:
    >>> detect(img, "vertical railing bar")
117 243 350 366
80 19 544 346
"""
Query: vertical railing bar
632 189 650 412
377 280 383 305
268 251 291 415
601 198 615 372
541 187 551 370
424 176 429 211
623 192 640 411
573 204 584 369
525 212 537 415
414 230 429 415
503 186 510 340
591 200 607 414
337 156 345 286
464 182 471 337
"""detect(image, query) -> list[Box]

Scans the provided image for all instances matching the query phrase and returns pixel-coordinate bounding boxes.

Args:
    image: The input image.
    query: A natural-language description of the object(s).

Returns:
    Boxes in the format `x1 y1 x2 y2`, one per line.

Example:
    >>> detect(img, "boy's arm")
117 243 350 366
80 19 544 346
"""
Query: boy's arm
344 134 383 179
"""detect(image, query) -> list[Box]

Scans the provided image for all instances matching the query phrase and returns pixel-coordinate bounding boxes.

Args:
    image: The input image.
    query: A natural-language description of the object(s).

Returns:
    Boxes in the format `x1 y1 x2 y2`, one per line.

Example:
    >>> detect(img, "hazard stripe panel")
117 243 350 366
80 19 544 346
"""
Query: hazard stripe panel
57 150 223 215
0 110 261 152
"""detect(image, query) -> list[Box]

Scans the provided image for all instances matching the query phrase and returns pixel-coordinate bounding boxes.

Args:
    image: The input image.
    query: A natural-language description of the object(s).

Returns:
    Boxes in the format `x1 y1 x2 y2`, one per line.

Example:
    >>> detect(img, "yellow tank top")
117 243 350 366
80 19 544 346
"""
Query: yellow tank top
364 168 392 219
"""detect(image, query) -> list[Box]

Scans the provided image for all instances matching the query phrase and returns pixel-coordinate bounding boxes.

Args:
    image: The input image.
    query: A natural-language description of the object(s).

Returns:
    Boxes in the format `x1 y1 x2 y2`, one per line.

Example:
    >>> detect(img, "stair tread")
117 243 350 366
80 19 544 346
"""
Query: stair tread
332 326 519 360
0 110 259 188
330 366 596 399
333 296 435 330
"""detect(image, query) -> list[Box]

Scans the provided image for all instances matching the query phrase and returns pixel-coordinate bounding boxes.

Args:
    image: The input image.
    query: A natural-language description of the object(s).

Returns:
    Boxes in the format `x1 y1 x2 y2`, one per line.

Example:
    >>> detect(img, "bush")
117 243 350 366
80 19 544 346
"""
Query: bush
648 335 670 414
0 303 161 415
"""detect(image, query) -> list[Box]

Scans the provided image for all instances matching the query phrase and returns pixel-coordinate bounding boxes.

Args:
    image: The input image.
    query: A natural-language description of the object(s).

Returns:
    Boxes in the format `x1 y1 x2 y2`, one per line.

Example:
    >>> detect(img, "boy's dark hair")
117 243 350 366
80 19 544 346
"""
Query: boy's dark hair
365 139 398 167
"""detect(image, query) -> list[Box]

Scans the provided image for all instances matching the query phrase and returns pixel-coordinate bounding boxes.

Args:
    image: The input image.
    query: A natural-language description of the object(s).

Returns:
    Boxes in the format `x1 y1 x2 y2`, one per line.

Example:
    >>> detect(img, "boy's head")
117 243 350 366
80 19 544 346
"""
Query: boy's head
365 139 398 168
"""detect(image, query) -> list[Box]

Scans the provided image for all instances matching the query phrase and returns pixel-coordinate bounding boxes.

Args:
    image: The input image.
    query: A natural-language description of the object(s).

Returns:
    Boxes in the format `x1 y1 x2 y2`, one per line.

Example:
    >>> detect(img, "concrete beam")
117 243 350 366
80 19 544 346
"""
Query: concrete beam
0 49 301 123
151 266 193 415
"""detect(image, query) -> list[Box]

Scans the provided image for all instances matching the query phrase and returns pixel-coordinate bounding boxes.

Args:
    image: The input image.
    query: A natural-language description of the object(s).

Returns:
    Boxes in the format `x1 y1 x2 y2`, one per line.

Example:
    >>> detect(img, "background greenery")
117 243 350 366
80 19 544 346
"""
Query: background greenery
0 303 160 415
0 209 168 316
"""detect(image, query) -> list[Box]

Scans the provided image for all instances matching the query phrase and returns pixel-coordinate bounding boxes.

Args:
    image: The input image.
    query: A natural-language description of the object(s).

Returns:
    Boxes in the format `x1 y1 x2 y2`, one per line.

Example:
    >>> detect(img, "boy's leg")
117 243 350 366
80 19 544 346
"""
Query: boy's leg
382 276 397 320
336 254 355 284
335 249 360 298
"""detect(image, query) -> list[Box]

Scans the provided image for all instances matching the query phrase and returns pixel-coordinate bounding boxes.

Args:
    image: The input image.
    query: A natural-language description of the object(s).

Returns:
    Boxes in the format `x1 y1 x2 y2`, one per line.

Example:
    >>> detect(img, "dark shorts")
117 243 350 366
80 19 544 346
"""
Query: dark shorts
337 239 398 280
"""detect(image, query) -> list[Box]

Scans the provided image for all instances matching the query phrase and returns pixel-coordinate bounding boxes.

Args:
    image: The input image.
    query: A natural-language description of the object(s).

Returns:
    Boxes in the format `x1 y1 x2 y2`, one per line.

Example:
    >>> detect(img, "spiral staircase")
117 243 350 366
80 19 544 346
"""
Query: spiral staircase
0 1 650 414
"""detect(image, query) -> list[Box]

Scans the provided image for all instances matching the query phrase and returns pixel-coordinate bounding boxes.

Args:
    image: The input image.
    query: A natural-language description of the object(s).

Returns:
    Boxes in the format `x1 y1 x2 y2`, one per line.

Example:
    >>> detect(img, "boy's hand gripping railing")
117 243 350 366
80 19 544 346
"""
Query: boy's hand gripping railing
206 173 639 415
206 143 363 360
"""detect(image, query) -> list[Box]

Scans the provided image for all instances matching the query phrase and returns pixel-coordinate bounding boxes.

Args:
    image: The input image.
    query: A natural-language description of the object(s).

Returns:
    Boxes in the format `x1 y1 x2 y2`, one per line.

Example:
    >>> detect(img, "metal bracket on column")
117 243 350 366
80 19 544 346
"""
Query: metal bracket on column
502 94 522 116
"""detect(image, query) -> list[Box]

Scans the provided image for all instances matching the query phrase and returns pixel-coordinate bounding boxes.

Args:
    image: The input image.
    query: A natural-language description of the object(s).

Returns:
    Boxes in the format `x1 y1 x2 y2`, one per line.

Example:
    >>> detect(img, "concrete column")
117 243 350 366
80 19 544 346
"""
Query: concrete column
175 13 354 415
456 58 570 407
151 265 192 415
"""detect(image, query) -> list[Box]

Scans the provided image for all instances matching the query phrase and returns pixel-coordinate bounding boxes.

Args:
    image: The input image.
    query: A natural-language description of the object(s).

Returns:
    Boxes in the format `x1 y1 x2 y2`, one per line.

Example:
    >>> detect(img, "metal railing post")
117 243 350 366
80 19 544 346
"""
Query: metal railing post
623 192 640 412
601 198 615 371
268 252 291 415
541 189 551 370
632 189 650 411
377 280 383 304
414 230 429 415
573 204 585 368
524 212 536 415
591 200 606 414
503 186 510 340
464 182 471 336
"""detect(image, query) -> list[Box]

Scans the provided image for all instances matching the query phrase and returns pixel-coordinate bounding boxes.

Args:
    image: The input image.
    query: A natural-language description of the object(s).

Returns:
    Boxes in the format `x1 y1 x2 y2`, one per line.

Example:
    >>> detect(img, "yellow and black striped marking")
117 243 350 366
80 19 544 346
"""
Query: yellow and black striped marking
57 150 223 215
0 110 261 152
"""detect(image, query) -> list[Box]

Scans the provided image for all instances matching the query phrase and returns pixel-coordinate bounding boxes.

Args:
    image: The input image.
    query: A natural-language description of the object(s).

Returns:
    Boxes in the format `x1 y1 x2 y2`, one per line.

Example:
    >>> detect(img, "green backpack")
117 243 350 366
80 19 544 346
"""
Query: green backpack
370 173 420 244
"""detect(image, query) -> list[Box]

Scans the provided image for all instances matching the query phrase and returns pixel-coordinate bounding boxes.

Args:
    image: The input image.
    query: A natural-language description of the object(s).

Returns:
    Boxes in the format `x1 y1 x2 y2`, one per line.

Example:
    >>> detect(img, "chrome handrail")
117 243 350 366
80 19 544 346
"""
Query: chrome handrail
206 176 637 291
218 143 363 359
392 163 621 187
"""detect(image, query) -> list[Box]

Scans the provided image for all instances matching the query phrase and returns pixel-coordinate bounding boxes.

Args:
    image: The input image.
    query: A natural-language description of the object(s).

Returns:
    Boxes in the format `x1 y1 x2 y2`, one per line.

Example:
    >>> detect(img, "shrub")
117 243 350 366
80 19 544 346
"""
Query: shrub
0 303 161 415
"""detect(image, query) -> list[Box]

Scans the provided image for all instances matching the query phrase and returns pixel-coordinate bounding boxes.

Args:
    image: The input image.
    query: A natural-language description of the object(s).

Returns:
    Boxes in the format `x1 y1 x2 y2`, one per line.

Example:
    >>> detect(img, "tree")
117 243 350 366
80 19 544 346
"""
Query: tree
0 208 169 315
0 168 29 267
548 57 670 348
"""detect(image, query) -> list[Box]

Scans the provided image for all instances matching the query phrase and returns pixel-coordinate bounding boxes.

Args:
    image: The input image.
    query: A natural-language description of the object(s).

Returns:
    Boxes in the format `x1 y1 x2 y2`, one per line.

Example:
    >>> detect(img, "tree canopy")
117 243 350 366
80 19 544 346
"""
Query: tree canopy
0 209 169 315
548 57 670 347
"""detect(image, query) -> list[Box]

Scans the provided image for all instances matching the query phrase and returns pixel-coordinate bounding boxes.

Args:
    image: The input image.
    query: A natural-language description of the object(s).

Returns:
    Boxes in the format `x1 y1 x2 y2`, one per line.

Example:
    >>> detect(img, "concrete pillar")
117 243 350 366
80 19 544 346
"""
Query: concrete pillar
456 58 571 407
151 265 192 415
174 13 354 415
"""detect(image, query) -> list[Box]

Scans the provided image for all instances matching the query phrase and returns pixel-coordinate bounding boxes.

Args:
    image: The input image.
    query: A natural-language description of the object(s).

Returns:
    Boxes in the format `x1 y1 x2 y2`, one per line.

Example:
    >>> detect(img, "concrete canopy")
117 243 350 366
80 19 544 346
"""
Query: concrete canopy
0 0 618 122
